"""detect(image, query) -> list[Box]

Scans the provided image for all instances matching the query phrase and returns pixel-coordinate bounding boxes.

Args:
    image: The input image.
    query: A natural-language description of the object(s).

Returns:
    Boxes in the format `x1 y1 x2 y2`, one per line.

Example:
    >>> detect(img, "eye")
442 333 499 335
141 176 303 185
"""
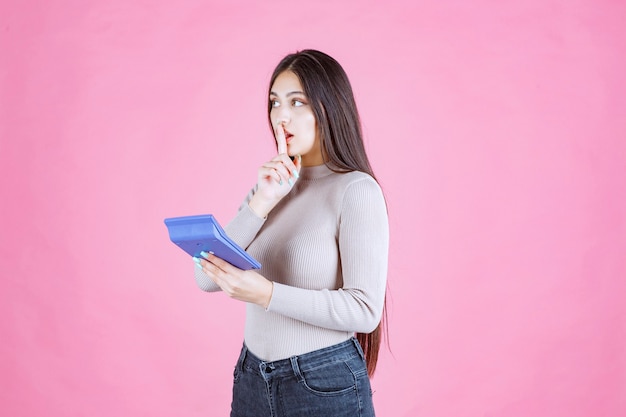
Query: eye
270 99 280 108
293 99 305 107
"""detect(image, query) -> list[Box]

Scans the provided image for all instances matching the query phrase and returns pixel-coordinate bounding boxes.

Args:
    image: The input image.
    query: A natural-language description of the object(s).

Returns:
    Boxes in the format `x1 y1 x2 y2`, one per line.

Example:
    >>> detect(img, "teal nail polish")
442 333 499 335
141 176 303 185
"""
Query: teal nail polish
200 251 209 259
193 257 201 264
293 170 299 179
279 179 283 185
288 178 293 186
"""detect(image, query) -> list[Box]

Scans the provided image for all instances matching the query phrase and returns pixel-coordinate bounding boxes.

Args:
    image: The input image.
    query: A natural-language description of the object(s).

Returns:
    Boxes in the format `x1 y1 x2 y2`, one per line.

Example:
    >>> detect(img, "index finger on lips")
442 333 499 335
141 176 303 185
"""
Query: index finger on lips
275 122 287 155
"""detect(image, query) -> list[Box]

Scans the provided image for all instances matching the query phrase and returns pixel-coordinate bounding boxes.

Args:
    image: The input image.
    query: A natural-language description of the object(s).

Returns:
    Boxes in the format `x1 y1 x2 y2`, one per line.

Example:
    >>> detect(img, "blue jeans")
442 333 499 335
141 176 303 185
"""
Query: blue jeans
230 337 376 417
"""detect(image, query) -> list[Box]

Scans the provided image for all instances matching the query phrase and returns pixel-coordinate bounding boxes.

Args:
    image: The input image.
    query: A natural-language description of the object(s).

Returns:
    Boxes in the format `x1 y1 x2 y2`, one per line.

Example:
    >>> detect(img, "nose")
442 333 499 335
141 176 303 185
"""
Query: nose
274 107 291 126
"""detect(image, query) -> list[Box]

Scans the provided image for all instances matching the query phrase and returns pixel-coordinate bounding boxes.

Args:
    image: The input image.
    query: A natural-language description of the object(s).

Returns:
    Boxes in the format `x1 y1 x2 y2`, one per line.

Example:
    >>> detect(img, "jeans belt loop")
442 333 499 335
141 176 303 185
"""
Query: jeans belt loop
351 337 366 362
290 356 304 383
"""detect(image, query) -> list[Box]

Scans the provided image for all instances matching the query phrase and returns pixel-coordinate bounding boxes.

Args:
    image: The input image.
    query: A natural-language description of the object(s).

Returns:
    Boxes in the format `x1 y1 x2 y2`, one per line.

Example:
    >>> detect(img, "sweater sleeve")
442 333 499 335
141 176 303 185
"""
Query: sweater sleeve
266 177 389 333
194 187 266 292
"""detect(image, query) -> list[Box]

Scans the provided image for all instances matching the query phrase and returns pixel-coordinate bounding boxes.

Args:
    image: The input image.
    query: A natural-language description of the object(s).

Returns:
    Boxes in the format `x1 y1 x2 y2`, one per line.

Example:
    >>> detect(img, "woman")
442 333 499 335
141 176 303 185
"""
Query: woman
193 49 389 417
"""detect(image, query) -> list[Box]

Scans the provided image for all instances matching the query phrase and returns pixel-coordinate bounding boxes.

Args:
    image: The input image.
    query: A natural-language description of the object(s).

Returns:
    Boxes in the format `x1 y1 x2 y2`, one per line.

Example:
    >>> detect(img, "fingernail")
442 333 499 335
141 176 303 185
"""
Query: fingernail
288 178 293 186
293 170 299 179
279 179 283 185
200 251 209 259
193 257 201 264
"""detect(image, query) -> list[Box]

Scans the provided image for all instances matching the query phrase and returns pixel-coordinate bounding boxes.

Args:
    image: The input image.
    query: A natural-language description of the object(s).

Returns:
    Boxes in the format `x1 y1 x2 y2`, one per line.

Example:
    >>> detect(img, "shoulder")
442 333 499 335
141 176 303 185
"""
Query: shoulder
333 171 385 208
336 171 388 230
339 171 382 193
330 170 378 188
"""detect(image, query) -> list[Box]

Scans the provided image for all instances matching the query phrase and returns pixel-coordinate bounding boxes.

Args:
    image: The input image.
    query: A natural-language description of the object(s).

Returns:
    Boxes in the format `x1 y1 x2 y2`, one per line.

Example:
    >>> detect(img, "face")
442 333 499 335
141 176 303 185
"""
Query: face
269 71 323 166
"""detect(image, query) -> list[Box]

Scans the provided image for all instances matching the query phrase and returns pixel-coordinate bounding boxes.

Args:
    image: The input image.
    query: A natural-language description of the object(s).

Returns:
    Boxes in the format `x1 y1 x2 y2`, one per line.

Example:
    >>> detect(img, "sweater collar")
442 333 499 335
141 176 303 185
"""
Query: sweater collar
298 163 336 180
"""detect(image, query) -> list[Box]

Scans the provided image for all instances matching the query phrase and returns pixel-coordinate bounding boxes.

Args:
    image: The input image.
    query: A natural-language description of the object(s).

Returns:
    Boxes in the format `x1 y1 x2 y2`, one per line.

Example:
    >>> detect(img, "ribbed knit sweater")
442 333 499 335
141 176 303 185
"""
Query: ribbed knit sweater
194 163 389 361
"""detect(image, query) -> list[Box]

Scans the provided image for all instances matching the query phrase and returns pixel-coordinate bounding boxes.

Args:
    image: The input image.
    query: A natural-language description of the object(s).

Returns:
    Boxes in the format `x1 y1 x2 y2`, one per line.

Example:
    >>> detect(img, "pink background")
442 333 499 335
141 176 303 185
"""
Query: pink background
1 1 625 416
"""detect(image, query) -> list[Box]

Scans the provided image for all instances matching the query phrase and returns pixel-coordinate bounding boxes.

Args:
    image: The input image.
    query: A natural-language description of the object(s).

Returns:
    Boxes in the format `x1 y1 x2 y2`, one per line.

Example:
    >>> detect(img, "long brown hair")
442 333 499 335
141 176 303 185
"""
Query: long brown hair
267 49 388 376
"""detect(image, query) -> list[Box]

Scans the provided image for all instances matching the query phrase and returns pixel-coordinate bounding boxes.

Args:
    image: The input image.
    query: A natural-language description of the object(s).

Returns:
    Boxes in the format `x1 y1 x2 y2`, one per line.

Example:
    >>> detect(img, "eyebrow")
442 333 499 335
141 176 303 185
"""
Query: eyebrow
269 90 306 97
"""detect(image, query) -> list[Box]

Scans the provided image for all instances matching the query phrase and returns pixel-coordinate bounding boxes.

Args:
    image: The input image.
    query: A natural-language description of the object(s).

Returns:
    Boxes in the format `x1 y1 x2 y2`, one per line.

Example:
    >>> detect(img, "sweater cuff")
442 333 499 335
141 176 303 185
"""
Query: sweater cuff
266 282 311 316
265 282 286 313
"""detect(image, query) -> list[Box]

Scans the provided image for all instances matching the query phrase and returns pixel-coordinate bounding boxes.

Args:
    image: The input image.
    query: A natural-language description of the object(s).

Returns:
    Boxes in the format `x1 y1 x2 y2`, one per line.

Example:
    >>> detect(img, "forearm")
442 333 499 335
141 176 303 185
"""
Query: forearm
267 283 385 333
224 193 266 249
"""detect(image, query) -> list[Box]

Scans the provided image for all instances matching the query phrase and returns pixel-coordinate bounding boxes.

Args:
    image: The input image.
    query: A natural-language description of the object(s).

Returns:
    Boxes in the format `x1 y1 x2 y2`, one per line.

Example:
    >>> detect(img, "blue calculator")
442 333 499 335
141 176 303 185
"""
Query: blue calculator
164 214 261 270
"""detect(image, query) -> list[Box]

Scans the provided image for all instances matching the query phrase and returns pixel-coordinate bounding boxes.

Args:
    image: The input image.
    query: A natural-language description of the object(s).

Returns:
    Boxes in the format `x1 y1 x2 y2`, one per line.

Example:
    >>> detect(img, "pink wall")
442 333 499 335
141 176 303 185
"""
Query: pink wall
2 1 625 416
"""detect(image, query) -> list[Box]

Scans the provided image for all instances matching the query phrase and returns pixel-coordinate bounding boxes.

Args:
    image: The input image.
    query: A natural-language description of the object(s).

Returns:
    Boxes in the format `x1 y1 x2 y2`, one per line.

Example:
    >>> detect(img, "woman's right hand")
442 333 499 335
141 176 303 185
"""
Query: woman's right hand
248 122 301 218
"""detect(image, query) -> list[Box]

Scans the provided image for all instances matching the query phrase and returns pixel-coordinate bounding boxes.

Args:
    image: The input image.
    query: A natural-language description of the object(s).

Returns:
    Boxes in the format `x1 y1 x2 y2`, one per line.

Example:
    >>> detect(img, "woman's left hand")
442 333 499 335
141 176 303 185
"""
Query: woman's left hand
194 252 273 308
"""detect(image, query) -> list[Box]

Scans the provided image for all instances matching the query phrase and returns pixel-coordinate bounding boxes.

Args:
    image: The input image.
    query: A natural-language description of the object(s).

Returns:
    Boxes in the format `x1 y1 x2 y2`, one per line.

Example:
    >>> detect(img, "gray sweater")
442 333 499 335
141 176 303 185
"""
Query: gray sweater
194 163 389 361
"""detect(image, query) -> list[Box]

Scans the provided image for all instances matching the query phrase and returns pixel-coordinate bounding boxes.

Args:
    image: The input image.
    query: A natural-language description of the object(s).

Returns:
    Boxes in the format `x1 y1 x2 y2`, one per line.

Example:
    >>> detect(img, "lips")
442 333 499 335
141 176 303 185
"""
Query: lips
284 129 294 143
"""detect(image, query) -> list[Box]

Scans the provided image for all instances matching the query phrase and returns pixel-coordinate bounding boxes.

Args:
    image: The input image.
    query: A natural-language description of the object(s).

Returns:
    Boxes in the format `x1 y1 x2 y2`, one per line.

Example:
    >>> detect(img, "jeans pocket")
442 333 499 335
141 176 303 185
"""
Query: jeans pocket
299 360 357 396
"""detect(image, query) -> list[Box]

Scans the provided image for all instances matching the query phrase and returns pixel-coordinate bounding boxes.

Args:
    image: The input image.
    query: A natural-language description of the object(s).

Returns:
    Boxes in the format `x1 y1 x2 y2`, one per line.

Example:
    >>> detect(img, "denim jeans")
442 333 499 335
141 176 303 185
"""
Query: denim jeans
230 337 376 417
